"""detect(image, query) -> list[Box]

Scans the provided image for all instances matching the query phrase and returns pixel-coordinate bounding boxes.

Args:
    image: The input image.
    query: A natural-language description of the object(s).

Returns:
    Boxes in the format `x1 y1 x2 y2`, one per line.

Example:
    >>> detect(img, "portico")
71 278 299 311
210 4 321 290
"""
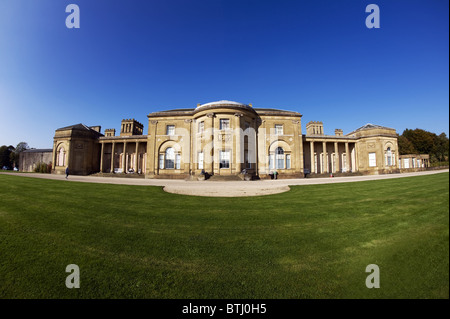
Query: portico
99 136 148 174
304 138 357 174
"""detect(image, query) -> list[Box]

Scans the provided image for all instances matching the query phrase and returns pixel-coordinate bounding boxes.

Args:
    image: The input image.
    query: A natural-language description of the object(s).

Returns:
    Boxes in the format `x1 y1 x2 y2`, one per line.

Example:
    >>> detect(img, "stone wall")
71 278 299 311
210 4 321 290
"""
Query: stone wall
19 149 53 172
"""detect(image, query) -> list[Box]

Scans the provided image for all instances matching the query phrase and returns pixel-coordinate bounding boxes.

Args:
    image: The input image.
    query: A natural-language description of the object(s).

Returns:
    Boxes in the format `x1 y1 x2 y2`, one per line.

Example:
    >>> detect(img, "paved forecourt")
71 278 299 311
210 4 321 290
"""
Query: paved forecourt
1 169 448 197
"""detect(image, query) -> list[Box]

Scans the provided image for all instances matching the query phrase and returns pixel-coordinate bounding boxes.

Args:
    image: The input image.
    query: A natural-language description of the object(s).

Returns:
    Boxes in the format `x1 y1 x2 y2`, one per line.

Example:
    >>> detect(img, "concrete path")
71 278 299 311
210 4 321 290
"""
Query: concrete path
1 169 448 197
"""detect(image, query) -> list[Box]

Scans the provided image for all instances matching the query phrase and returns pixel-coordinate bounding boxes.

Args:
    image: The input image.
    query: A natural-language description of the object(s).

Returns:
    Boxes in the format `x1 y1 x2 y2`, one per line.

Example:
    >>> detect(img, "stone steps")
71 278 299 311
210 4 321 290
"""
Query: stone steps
207 175 243 181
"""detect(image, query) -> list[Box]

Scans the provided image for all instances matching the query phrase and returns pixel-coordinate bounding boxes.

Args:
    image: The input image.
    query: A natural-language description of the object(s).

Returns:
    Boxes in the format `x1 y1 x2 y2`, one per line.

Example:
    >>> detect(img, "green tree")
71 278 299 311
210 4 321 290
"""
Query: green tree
434 132 449 163
398 134 417 155
399 129 449 165
0 145 15 169
10 142 29 169
402 128 435 154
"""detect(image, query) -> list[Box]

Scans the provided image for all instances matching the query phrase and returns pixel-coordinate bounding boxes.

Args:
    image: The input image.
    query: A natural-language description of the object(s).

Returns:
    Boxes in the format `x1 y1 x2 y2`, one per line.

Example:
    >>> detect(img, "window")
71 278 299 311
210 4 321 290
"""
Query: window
286 154 291 169
269 154 274 170
269 147 290 170
220 150 230 168
220 119 230 130
198 152 204 169
176 154 181 169
403 158 410 169
369 152 376 167
58 147 65 166
165 147 175 169
386 147 392 166
198 121 204 133
166 125 175 136
245 150 252 169
275 147 285 169
159 154 164 169
275 124 283 135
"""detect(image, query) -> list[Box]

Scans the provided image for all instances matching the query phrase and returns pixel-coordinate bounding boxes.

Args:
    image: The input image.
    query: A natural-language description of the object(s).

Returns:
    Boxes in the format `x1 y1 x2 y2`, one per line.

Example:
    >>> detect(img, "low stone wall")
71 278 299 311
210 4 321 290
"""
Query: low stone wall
305 171 364 178
91 172 145 179
427 165 449 171
146 174 190 180
399 168 427 173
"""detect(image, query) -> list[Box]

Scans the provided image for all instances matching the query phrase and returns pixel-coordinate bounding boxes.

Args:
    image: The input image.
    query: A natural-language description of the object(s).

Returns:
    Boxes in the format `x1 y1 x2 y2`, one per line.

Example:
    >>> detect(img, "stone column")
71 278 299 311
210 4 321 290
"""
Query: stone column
310 141 315 173
234 113 242 174
345 142 350 172
322 141 328 173
134 141 139 171
100 142 104 172
111 142 115 173
254 118 258 175
148 120 158 176
189 119 194 174
293 120 303 175
52 141 57 170
122 142 127 173
206 113 215 174
184 119 192 174
334 142 339 173
257 119 266 176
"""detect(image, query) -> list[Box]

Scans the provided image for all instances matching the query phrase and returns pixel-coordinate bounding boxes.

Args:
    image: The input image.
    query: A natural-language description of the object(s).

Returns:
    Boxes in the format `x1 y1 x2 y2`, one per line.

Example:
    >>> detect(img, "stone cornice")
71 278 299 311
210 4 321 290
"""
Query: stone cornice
99 135 148 142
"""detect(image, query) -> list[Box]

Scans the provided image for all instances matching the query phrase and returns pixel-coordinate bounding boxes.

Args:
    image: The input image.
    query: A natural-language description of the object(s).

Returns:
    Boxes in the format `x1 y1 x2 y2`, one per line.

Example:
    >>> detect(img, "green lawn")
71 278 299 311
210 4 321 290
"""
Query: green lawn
0 173 448 299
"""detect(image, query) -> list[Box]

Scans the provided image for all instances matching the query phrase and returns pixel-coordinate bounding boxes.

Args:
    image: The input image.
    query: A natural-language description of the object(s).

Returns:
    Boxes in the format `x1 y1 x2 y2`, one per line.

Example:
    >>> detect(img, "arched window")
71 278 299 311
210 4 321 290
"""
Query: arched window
276 147 285 169
165 147 175 169
386 147 392 166
58 147 65 166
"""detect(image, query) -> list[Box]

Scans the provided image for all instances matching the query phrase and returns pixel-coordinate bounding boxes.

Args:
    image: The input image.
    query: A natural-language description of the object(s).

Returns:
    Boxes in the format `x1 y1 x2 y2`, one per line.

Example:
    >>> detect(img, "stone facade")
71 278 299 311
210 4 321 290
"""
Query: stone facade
52 124 103 175
398 154 430 171
51 100 404 178
19 149 53 172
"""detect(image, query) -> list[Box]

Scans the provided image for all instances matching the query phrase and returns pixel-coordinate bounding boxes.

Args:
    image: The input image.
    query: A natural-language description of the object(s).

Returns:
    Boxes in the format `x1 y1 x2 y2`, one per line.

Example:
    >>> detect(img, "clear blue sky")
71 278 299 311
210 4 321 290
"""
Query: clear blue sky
0 0 448 148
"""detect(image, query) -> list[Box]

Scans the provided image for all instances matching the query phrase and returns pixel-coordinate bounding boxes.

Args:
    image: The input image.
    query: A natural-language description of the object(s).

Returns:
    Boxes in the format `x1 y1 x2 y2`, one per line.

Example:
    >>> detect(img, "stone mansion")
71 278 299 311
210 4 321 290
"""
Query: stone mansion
51 100 413 179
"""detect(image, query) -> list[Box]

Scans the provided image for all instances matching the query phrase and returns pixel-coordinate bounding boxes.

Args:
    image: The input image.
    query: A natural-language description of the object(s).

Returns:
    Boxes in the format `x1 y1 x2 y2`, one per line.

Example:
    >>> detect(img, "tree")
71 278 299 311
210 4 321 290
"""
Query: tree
10 142 29 168
402 129 435 154
0 145 15 169
15 142 29 153
434 133 449 163
398 134 417 155
398 129 449 165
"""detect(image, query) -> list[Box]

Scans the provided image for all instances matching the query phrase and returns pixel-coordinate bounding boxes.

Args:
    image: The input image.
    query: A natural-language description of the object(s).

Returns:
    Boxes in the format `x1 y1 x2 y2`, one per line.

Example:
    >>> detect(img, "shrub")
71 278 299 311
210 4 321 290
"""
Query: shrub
34 162 51 173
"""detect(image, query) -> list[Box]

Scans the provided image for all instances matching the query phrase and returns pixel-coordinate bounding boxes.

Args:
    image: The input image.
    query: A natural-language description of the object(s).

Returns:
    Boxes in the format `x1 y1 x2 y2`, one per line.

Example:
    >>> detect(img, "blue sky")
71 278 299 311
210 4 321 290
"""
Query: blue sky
0 0 448 148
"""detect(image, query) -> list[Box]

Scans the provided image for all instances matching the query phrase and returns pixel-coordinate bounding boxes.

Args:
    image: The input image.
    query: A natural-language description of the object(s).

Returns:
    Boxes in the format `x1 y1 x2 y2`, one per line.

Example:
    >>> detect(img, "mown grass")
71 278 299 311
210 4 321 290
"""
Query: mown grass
0 173 448 299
